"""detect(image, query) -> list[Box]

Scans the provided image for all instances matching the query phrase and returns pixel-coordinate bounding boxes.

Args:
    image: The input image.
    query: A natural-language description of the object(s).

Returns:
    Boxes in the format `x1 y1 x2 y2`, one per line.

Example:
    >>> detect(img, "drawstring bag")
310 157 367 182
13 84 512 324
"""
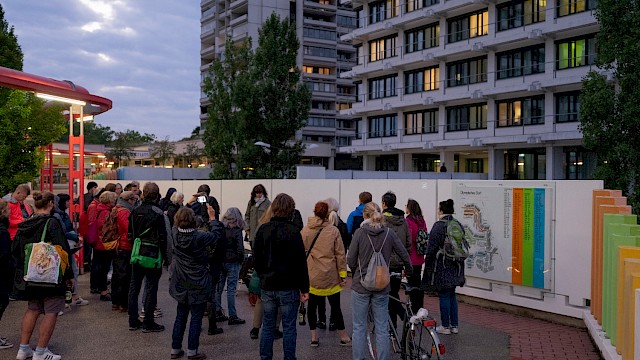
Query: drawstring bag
24 219 64 286
359 229 390 292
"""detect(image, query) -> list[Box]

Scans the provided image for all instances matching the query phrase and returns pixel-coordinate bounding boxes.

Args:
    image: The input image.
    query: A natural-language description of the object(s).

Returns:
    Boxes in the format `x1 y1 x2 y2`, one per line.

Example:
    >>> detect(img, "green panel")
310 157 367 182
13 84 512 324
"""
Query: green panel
522 188 534 287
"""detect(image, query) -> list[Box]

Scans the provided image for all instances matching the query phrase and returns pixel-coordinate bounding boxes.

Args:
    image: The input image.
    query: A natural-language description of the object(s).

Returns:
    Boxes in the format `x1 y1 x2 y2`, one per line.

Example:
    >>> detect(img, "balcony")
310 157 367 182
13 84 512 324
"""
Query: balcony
230 13 248 27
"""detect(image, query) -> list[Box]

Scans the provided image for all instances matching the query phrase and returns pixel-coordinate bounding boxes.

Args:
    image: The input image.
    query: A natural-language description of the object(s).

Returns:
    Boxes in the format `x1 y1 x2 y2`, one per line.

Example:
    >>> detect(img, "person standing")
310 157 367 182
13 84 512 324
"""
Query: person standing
166 192 184 228
215 207 246 325
301 201 351 347
2 184 33 240
128 182 170 333
424 199 465 335
244 184 270 247
348 202 412 360
169 206 224 360
12 191 73 360
0 200 14 350
187 184 220 221
159 187 177 212
110 191 137 312
439 162 447 173
405 199 427 313
346 191 371 237
253 193 309 360
93 191 118 302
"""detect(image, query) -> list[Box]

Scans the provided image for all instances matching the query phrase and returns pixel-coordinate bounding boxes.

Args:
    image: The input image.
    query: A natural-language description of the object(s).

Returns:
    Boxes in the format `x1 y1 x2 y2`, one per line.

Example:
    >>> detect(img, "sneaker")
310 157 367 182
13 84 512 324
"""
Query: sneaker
187 353 206 360
249 328 259 340
435 326 451 335
142 322 165 333
0 337 13 349
153 308 163 318
215 311 228 322
451 326 459 334
316 321 326 330
228 316 245 325
16 346 33 360
32 349 61 360
207 327 223 335
129 320 143 331
73 298 89 306
99 294 111 302
170 350 184 359
57 311 64 316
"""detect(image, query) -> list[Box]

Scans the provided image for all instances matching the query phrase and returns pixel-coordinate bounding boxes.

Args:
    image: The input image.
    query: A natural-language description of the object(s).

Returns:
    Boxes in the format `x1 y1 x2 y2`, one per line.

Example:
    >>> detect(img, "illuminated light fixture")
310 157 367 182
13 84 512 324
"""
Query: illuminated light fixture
97 155 106 158
36 93 86 106
52 152 62 155
80 115 94 122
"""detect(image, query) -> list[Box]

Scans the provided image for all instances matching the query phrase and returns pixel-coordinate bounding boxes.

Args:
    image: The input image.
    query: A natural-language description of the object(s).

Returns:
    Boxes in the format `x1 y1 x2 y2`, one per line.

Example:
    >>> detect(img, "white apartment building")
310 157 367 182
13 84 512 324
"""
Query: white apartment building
200 0 360 170
338 0 600 180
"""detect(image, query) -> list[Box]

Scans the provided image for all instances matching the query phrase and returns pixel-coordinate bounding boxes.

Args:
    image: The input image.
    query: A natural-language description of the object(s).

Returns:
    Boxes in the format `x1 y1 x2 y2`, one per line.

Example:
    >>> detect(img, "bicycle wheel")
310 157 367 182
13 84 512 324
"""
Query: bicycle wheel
403 323 445 359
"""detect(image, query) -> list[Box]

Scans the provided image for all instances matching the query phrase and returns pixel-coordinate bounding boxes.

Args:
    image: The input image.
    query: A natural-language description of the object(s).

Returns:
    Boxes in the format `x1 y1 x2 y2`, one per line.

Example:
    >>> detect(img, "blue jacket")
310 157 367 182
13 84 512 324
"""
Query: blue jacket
422 215 466 291
346 203 365 234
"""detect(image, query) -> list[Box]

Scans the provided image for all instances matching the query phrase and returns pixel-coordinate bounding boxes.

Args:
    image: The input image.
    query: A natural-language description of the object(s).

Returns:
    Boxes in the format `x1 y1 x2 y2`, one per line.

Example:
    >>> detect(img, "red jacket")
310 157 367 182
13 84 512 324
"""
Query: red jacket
114 205 132 251
91 202 113 250
406 215 427 266
79 198 100 241
2 195 33 240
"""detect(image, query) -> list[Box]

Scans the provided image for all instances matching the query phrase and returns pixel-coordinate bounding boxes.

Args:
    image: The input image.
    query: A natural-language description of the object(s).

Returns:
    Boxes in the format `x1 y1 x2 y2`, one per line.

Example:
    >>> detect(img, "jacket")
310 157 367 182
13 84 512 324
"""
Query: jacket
406 215 427 266
244 197 271 243
128 201 170 263
422 215 466 291
0 219 14 294
114 200 134 251
11 214 73 299
346 203 365 234
382 207 412 270
347 221 412 295
301 216 347 296
93 202 114 251
223 226 244 263
253 217 309 293
2 193 33 240
166 202 181 228
188 195 220 221
82 198 100 243
169 220 224 304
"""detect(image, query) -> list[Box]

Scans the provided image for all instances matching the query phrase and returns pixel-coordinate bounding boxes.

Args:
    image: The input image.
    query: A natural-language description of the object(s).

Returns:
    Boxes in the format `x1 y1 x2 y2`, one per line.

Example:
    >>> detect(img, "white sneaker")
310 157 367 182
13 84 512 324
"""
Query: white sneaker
57 311 64 316
0 337 13 349
33 349 61 360
73 298 89 306
435 326 451 335
451 327 459 334
16 346 33 360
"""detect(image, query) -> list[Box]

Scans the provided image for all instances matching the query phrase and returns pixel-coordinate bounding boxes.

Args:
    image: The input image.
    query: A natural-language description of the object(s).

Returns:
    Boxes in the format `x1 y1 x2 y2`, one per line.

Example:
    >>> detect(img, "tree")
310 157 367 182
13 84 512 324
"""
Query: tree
579 0 640 210
59 122 114 145
182 142 203 167
203 37 253 179
0 91 66 194
150 136 176 167
0 4 23 72
237 14 311 178
106 130 155 168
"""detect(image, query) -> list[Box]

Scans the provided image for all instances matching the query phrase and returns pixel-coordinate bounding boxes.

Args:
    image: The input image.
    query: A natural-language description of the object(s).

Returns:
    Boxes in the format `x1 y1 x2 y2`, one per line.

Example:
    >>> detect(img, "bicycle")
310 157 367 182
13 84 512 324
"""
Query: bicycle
366 273 445 360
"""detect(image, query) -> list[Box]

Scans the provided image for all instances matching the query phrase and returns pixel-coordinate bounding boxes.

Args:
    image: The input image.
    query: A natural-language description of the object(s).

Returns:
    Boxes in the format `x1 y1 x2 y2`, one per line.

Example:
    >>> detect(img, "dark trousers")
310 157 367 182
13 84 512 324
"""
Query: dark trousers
0 292 8 320
83 241 92 268
172 302 207 352
388 268 405 327
91 249 114 292
128 264 162 326
207 265 221 331
308 293 345 331
408 265 424 314
112 250 132 308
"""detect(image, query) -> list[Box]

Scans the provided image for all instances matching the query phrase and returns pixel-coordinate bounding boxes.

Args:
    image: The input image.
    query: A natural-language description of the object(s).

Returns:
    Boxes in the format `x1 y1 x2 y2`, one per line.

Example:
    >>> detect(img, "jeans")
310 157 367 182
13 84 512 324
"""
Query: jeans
438 288 458 328
260 290 298 360
216 262 241 317
128 264 162 325
352 290 389 360
308 293 345 331
112 250 132 308
172 301 207 353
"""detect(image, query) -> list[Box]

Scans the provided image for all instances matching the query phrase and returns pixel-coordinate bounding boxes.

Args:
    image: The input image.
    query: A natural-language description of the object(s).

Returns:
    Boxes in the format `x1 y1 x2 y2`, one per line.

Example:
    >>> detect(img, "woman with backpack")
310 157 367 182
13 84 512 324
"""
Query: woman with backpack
111 191 138 312
424 199 466 336
347 202 412 360
405 199 427 314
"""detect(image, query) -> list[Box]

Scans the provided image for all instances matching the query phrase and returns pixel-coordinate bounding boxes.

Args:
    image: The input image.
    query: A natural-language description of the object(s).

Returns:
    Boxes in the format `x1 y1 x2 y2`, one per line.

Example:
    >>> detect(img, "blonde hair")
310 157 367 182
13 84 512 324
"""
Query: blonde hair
99 191 117 205
325 197 340 226
170 191 184 204
363 202 383 228
259 205 273 225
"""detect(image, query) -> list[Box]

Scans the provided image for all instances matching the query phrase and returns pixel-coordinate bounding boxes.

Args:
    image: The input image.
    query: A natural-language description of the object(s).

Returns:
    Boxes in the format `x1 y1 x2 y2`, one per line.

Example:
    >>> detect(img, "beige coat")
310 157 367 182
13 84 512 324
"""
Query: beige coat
244 198 271 243
301 216 347 296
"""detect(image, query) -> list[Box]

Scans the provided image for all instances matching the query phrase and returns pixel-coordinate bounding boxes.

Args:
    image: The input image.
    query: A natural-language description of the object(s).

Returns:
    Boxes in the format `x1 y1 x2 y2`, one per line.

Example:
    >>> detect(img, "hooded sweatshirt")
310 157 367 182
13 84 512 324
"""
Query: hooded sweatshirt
382 207 412 270
346 203 366 234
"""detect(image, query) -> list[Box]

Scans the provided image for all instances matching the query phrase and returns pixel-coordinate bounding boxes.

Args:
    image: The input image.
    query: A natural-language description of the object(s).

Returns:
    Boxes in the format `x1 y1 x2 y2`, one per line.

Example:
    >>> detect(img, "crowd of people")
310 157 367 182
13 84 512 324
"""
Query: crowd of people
0 181 467 360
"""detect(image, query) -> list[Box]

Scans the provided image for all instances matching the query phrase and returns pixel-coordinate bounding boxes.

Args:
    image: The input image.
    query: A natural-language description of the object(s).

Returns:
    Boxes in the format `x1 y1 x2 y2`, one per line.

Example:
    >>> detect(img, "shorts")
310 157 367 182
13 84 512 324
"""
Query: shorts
28 297 65 315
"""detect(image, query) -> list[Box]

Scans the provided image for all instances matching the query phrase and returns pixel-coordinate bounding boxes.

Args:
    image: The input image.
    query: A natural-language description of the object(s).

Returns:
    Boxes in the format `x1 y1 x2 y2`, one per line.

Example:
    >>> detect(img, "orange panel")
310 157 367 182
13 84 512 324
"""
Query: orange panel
616 248 640 357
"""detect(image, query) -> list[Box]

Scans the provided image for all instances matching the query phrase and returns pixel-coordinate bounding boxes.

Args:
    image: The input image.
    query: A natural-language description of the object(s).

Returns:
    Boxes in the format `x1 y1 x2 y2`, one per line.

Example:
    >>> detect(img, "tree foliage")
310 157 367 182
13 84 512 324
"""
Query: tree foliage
150 136 176 167
202 14 311 179
0 4 22 72
59 122 115 145
0 91 66 194
181 142 204 167
106 130 155 167
579 0 640 210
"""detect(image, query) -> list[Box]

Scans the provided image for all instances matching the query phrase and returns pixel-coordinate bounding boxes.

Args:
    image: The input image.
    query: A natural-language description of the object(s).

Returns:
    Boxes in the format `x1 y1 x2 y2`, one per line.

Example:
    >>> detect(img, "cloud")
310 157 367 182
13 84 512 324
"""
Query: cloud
2 0 202 140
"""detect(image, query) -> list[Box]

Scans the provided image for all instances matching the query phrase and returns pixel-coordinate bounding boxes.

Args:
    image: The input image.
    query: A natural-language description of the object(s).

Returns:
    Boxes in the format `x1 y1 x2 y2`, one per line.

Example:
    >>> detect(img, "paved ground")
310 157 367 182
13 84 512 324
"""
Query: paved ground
0 273 601 360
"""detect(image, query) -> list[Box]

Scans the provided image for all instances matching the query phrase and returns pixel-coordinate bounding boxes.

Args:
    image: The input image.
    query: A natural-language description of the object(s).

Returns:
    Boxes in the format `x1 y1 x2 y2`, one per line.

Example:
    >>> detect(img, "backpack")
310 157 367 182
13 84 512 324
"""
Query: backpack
23 219 67 287
129 205 163 269
358 228 390 292
416 228 429 255
100 208 121 251
437 218 470 262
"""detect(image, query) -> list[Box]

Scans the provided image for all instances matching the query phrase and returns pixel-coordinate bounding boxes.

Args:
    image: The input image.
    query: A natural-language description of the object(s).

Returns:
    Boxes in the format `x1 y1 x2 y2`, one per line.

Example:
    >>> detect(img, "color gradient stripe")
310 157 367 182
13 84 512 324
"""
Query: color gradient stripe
512 188 523 285
522 189 534 287
533 188 545 288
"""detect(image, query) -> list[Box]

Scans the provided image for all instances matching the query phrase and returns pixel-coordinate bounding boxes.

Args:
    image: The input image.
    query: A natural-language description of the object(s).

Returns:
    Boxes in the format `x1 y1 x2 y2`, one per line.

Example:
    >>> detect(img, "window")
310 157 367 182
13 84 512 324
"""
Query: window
466 159 484 173
497 45 545 79
337 15 357 28
446 103 487 131
557 0 597 17
556 34 597 70
369 0 398 24
564 146 596 180
496 95 545 127
447 10 488 43
405 23 440 53
355 45 363 65
446 57 487 87
305 81 334 93
406 0 439 13
306 117 336 128
303 46 336 58
303 27 337 41
369 74 398 99
555 91 580 123
303 66 331 75
405 109 438 134
405 66 440 94
312 100 334 110
355 118 363 139
497 0 546 31
376 155 398 171
369 35 398 62
368 114 397 138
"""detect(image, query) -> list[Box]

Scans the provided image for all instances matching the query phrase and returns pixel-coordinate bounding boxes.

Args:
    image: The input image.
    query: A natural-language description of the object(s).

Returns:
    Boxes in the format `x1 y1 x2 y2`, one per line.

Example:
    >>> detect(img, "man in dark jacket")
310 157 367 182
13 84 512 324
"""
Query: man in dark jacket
187 184 220 221
381 191 412 327
253 193 309 360
128 182 171 333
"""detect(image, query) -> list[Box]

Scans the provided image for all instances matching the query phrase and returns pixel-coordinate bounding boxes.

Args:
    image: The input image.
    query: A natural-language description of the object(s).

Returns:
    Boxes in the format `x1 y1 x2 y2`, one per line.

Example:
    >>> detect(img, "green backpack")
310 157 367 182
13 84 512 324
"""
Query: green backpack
438 218 470 261
130 228 162 269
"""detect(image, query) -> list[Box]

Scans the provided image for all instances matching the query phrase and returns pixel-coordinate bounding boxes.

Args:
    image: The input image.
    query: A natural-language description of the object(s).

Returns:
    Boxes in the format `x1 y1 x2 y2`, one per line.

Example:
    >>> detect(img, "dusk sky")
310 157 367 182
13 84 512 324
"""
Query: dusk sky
2 0 202 140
